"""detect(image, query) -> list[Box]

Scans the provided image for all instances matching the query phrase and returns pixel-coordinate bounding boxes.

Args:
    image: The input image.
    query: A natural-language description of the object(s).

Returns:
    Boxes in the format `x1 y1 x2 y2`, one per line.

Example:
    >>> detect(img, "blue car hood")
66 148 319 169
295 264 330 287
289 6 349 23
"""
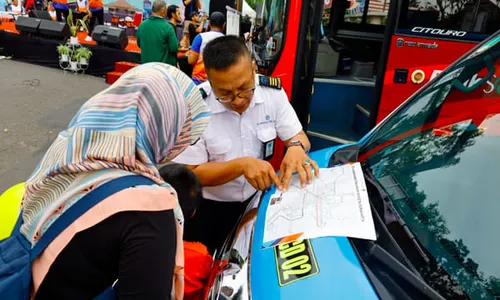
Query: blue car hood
249 146 379 299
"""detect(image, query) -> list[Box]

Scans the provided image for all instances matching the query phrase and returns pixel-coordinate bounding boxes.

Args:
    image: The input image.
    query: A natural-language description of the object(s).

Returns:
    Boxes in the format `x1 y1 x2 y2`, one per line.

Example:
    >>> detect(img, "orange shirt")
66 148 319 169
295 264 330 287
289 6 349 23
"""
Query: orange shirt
88 0 103 9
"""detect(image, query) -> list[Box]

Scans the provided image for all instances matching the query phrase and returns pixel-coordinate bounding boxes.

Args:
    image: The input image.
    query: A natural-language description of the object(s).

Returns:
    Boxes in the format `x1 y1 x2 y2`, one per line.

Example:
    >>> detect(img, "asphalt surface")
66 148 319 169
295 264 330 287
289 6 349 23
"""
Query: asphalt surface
0 60 109 193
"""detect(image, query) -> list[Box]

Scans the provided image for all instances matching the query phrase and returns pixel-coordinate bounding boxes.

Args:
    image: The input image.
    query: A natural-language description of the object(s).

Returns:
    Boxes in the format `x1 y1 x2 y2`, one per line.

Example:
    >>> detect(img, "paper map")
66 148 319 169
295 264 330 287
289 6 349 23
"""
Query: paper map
262 163 376 248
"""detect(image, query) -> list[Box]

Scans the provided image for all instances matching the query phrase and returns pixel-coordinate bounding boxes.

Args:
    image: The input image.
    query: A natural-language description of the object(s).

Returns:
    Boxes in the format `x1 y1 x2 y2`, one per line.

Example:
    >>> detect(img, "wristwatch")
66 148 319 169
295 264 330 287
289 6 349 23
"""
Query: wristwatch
288 140 309 153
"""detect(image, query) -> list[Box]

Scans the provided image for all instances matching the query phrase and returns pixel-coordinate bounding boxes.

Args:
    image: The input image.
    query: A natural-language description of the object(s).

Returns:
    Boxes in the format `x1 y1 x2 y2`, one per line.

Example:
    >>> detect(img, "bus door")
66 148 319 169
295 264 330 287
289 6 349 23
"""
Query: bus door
371 0 500 126
243 0 324 169
306 0 390 151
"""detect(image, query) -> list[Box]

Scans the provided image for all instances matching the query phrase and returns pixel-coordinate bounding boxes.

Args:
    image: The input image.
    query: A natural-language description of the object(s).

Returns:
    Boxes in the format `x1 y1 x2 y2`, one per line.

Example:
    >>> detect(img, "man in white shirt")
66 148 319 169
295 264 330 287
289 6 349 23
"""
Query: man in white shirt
174 35 319 253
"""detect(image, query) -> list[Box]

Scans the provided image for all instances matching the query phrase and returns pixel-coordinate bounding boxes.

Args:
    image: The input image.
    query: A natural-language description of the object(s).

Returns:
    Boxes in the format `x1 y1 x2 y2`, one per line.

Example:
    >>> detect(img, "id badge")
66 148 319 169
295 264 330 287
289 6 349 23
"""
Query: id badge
263 139 275 160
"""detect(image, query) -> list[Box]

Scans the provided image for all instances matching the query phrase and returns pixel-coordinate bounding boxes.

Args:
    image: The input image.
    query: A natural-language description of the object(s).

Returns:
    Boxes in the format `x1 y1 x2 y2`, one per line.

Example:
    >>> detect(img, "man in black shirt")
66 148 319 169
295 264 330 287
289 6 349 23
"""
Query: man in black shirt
188 11 207 45
167 4 183 42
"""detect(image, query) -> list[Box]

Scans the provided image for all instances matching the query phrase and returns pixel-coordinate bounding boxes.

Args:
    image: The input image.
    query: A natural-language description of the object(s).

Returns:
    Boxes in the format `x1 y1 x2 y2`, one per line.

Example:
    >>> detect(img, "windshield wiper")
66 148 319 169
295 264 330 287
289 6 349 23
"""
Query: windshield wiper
359 241 446 300
350 165 445 300
364 172 430 266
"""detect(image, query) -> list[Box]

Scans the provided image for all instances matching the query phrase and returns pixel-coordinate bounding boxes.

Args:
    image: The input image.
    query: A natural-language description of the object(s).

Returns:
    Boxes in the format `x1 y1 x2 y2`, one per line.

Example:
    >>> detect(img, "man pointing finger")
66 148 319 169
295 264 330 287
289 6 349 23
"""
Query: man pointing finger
174 35 318 254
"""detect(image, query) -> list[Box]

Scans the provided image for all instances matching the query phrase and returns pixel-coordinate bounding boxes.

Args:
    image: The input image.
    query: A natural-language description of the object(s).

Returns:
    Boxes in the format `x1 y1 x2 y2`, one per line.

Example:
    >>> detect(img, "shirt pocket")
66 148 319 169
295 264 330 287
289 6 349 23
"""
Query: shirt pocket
253 125 277 158
206 138 232 162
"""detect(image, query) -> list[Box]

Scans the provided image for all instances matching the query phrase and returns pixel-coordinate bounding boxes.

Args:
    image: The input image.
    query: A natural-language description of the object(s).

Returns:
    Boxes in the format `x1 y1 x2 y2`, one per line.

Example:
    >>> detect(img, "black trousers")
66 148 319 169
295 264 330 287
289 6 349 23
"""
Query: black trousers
88 8 104 35
55 8 68 22
184 197 251 255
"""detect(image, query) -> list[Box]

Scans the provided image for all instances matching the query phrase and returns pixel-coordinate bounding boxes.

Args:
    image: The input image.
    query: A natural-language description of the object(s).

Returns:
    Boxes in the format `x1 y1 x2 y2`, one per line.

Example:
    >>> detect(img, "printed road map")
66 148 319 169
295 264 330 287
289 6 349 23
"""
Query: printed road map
263 163 376 248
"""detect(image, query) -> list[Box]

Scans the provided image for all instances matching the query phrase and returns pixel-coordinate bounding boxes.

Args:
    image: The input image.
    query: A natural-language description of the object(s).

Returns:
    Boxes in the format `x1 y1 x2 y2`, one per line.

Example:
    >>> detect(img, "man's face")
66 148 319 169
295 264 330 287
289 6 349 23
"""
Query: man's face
208 56 256 114
174 8 181 22
192 14 199 23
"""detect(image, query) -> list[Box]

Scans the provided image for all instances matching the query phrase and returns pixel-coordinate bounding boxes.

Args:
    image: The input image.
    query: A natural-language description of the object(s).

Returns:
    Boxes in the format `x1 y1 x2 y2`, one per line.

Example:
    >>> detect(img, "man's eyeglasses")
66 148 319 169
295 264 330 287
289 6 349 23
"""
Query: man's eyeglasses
215 87 256 104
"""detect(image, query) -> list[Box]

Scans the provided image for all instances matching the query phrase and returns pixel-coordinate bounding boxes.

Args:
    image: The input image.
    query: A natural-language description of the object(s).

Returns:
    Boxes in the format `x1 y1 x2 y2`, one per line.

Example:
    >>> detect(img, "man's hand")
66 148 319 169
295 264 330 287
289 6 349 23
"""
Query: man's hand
278 147 319 191
241 157 281 191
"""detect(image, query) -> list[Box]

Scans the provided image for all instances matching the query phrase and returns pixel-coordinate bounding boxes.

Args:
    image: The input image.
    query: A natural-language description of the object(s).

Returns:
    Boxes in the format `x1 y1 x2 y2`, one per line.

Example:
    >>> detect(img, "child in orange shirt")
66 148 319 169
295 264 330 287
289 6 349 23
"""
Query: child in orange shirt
159 163 214 299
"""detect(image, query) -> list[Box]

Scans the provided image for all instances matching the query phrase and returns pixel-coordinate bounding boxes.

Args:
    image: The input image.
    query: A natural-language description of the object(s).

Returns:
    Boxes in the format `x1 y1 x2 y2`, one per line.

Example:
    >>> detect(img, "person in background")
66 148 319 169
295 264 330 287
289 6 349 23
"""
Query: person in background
137 0 178 66
179 11 192 49
75 0 86 12
182 0 200 22
84 0 103 42
18 63 211 300
47 1 56 20
188 11 225 85
187 11 206 45
167 4 184 43
174 36 319 254
52 0 67 21
33 0 42 10
8 0 24 14
167 5 180 31
177 11 196 78
24 0 34 12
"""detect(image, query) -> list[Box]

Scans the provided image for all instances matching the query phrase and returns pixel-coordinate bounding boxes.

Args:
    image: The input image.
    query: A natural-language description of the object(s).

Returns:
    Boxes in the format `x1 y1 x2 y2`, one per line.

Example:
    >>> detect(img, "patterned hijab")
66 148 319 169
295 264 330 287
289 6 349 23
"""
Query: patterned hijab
21 63 211 244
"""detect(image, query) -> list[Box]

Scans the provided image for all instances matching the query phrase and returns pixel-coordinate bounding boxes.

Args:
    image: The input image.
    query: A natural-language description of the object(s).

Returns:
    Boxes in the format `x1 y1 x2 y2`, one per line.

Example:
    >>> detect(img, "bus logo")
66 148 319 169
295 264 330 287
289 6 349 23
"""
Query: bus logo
411 27 467 37
396 38 438 49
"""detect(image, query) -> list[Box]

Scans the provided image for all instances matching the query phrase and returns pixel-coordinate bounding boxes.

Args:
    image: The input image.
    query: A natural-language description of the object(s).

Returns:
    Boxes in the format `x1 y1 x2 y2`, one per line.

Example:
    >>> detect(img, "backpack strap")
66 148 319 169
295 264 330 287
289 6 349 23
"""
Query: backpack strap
30 175 156 260
11 210 24 237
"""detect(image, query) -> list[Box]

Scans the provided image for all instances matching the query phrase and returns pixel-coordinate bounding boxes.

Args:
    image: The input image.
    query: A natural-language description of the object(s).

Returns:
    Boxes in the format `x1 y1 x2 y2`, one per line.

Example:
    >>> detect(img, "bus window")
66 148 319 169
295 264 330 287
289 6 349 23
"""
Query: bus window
251 0 288 74
398 0 500 37
344 0 389 25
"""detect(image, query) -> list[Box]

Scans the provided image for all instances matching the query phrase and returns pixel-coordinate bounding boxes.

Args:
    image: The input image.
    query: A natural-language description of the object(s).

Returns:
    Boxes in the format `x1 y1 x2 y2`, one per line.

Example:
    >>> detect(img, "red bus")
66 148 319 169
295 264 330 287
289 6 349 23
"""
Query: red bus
240 0 500 161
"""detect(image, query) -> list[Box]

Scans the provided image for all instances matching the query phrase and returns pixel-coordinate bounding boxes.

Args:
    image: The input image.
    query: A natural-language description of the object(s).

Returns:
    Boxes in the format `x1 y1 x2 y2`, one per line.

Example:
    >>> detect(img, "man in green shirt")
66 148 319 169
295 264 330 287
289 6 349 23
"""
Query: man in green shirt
136 0 178 66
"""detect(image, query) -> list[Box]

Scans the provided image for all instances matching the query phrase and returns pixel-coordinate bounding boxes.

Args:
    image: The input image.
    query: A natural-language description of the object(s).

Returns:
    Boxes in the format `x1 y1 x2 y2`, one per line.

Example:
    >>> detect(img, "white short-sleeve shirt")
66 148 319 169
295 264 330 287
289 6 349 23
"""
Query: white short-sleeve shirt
173 75 303 202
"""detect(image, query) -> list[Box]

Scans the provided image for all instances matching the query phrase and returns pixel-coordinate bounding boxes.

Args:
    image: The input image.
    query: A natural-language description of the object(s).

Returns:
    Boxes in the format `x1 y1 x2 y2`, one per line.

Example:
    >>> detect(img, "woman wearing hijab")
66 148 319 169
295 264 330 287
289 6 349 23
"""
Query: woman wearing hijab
18 63 211 300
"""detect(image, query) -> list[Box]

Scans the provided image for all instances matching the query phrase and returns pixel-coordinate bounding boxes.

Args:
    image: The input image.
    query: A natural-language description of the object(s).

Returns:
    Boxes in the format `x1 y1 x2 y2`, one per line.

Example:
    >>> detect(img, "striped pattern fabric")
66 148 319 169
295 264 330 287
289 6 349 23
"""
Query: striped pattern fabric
21 63 211 244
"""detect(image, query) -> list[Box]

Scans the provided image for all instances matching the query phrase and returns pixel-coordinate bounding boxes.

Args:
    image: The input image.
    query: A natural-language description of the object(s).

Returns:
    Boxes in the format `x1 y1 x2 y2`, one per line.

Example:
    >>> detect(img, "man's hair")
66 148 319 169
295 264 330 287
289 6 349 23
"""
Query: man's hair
203 35 250 71
152 0 166 13
167 4 178 19
209 11 225 28
159 163 202 219
189 11 198 19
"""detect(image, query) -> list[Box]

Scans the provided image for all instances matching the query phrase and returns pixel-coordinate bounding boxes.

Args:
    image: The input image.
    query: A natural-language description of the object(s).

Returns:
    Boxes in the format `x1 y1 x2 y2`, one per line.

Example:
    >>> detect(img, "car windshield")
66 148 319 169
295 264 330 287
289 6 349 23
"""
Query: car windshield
359 32 500 299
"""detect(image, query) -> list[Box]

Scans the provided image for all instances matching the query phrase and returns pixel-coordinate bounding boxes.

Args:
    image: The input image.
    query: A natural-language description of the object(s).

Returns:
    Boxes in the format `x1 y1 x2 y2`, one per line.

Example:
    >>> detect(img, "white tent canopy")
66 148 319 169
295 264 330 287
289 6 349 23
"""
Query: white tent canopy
242 0 256 18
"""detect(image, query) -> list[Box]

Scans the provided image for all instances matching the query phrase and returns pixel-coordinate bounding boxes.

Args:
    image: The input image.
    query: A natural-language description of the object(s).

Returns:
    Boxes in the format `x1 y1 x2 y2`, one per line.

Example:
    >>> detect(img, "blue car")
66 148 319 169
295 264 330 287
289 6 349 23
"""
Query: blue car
208 31 500 299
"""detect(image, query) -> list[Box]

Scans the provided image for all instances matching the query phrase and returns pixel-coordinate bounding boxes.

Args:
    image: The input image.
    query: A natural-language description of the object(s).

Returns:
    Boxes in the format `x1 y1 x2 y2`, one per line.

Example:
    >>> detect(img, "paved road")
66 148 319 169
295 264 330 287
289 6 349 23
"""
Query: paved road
0 60 109 193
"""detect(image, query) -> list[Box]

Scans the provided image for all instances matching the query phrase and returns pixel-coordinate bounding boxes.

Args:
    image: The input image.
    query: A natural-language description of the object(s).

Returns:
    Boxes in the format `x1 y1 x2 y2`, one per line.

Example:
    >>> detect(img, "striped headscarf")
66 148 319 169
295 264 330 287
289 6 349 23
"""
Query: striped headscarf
21 63 211 244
